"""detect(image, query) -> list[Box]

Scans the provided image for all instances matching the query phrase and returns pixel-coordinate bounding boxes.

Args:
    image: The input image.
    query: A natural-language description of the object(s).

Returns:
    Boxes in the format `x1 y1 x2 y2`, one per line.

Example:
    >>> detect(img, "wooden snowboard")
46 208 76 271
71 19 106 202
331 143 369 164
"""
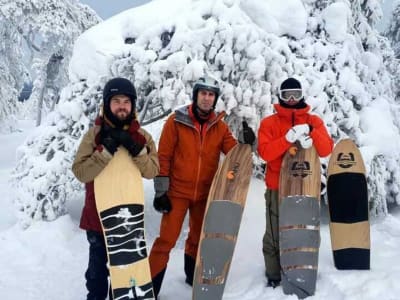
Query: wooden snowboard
94 148 154 300
327 138 370 270
193 144 253 300
279 145 321 299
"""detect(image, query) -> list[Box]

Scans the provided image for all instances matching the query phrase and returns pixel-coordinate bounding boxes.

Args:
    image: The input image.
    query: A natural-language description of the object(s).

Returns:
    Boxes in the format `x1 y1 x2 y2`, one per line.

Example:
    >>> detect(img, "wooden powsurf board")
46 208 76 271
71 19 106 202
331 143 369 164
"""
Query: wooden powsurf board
193 144 253 300
94 148 154 299
327 138 370 270
279 145 321 299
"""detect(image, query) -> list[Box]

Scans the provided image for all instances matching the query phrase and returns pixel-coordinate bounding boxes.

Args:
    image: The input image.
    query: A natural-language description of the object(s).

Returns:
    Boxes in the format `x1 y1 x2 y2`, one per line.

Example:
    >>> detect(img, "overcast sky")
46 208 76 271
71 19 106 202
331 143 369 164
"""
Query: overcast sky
80 0 150 19
80 0 396 31
380 0 396 31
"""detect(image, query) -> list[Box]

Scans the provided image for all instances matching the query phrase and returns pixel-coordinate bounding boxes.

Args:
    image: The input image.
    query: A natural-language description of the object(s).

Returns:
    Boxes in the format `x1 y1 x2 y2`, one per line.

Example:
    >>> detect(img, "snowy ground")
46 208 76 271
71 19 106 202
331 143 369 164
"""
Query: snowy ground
1 122 400 300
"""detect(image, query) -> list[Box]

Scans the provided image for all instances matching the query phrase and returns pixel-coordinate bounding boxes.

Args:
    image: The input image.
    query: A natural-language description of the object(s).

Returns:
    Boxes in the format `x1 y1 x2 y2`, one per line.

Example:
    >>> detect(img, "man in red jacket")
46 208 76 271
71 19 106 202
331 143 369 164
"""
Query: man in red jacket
257 77 333 288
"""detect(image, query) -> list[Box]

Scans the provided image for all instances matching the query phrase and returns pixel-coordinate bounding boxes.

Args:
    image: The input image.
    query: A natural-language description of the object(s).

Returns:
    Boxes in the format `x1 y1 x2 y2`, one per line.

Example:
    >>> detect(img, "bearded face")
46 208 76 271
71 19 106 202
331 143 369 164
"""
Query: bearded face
109 95 132 121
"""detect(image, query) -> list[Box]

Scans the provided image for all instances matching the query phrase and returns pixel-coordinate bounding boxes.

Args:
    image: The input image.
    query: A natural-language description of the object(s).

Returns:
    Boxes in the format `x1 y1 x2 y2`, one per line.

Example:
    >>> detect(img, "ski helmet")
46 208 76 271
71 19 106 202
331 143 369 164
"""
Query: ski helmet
192 75 220 107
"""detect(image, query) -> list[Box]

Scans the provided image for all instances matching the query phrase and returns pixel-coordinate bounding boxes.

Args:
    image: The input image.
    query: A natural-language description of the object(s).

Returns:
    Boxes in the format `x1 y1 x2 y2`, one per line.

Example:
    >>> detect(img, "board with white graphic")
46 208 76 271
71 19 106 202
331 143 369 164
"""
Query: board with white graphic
95 148 154 300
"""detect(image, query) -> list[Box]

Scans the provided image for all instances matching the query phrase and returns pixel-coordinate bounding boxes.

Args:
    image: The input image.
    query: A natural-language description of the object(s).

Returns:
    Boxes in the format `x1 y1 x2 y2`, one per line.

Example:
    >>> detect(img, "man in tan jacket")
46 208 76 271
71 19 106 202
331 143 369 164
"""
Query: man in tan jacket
72 77 159 300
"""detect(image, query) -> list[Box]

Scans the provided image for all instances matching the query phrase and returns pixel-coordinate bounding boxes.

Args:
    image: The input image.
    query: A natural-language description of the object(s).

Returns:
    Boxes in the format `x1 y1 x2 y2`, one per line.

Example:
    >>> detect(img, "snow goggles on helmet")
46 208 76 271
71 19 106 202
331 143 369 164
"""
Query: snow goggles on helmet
279 89 303 101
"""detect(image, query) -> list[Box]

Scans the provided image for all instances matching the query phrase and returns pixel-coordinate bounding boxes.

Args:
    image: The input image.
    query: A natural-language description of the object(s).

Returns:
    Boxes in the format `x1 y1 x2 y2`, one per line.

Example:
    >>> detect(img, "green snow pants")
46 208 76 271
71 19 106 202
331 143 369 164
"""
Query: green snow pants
262 189 281 281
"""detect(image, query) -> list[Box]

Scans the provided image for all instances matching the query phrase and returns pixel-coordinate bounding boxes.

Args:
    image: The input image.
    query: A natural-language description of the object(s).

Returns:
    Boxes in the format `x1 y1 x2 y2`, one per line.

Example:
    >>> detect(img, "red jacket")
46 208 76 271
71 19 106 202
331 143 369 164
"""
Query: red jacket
158 105 237 201
257 103 333 190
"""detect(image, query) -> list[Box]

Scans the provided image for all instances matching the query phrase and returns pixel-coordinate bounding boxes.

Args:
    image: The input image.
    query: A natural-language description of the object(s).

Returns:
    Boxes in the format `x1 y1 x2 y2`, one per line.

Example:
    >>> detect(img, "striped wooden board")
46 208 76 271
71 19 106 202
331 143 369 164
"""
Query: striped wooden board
327 138 370 270
279 145 321 299
94 147 154 299
193 144 253 300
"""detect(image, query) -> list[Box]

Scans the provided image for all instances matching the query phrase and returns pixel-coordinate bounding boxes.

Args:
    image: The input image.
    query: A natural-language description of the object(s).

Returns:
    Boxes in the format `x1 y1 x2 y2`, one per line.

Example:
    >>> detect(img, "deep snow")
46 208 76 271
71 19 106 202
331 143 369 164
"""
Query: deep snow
1 121 400 300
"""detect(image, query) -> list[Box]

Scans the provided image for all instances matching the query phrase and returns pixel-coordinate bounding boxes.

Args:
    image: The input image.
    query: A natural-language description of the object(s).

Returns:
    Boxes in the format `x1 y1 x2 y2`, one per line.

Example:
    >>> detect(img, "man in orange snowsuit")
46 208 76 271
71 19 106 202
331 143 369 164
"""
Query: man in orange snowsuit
149 75 256 297
257 77 333 288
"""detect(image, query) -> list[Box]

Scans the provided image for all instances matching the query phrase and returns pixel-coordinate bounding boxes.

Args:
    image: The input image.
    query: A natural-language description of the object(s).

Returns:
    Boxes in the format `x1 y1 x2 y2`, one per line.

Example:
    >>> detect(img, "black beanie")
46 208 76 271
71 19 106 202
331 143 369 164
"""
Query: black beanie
102 77 137 128
280 77 302 90
278 77 306 109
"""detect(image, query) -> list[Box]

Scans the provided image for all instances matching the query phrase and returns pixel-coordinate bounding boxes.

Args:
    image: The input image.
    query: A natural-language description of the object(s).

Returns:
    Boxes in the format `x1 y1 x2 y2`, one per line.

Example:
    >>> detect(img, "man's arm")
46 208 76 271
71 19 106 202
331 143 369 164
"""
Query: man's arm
132 128 160 179
72 129 112 183
257 117 291 162
157 115 178 176
308 116 334 157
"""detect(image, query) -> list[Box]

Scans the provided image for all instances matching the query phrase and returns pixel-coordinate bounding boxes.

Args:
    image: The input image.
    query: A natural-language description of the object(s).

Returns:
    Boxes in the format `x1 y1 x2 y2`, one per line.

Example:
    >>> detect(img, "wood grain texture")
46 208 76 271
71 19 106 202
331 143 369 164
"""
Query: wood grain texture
327 138 365 176
206 144 253 207
279 145 321 202
329 221 370 250
193 144 253 300
109 258 152 288
327 138 370 269
95 147 144 211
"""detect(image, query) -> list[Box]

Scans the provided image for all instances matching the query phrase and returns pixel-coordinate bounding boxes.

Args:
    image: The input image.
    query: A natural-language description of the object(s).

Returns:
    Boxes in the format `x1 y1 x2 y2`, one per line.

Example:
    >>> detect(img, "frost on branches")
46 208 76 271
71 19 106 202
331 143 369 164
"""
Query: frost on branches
386 0 400 58
0 0 101 128
12 0 400 226
386 0 400 104
12 81 103 227
0 12 25 129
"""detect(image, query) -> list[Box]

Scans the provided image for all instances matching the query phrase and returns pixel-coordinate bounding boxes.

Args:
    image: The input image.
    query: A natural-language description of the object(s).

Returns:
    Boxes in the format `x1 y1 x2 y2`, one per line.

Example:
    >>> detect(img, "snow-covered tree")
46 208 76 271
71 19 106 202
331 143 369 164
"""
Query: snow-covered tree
385 0 400 106
12 0 400 227
0 16 26 128
0 0 101 126
386 0 400 58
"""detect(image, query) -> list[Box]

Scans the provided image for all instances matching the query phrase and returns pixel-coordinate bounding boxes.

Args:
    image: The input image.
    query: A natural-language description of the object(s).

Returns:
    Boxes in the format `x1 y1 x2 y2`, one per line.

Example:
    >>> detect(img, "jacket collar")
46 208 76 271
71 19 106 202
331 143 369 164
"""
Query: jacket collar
274 103 311 119
175 104 225 128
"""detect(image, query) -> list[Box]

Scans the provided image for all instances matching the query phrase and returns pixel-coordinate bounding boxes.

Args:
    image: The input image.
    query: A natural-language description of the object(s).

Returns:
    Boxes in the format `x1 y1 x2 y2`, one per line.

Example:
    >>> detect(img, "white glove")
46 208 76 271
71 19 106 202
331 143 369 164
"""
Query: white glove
285 124 310 143
299 134 313 149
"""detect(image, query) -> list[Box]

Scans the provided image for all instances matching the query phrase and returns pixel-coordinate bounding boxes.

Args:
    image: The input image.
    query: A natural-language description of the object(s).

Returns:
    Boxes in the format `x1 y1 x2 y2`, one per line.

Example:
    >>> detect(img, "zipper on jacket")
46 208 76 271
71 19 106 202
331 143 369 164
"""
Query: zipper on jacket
193 126 203 201
193 120 215 201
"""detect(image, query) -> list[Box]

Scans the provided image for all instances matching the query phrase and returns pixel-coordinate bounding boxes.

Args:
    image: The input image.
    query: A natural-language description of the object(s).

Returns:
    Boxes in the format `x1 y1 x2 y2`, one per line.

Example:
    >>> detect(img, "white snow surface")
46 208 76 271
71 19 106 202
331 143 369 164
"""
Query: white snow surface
322 2 351 42
1 121 400 299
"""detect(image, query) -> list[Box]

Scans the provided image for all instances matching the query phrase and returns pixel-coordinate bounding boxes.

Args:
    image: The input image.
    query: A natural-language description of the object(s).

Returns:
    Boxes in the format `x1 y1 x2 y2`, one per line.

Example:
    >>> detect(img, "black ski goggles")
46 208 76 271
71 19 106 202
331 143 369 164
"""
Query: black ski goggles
279 89 303 101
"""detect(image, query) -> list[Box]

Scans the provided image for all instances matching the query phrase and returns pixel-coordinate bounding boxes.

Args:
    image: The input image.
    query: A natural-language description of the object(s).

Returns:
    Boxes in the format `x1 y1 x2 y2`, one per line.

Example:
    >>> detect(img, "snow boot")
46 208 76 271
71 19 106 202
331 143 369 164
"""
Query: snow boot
267 278 281 288
152 268 166 298
184 254 195 286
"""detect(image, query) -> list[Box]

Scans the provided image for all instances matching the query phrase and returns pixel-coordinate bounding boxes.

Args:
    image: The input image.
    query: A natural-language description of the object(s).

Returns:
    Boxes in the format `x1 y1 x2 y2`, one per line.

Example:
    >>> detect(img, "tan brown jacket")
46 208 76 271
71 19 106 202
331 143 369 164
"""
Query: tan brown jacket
72 125 159 232
72 126 159 183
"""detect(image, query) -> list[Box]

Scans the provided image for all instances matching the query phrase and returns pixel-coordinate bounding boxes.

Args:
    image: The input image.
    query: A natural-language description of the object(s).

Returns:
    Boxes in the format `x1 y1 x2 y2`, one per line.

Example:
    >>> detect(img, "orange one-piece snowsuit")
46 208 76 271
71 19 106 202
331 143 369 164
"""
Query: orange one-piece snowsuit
149 104 237 284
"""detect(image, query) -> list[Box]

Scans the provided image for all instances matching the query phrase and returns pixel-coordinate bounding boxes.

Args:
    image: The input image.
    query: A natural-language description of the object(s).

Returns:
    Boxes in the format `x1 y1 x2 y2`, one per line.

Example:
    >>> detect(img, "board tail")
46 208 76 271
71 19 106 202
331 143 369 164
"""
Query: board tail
280 195 320 299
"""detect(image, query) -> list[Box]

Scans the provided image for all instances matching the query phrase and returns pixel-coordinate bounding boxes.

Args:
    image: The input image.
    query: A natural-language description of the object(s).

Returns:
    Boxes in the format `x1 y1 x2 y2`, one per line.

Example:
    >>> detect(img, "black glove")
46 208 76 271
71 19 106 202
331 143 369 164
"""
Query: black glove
100 128 119 155
153 193 172 213
111 130 144 157
239 121 256 145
